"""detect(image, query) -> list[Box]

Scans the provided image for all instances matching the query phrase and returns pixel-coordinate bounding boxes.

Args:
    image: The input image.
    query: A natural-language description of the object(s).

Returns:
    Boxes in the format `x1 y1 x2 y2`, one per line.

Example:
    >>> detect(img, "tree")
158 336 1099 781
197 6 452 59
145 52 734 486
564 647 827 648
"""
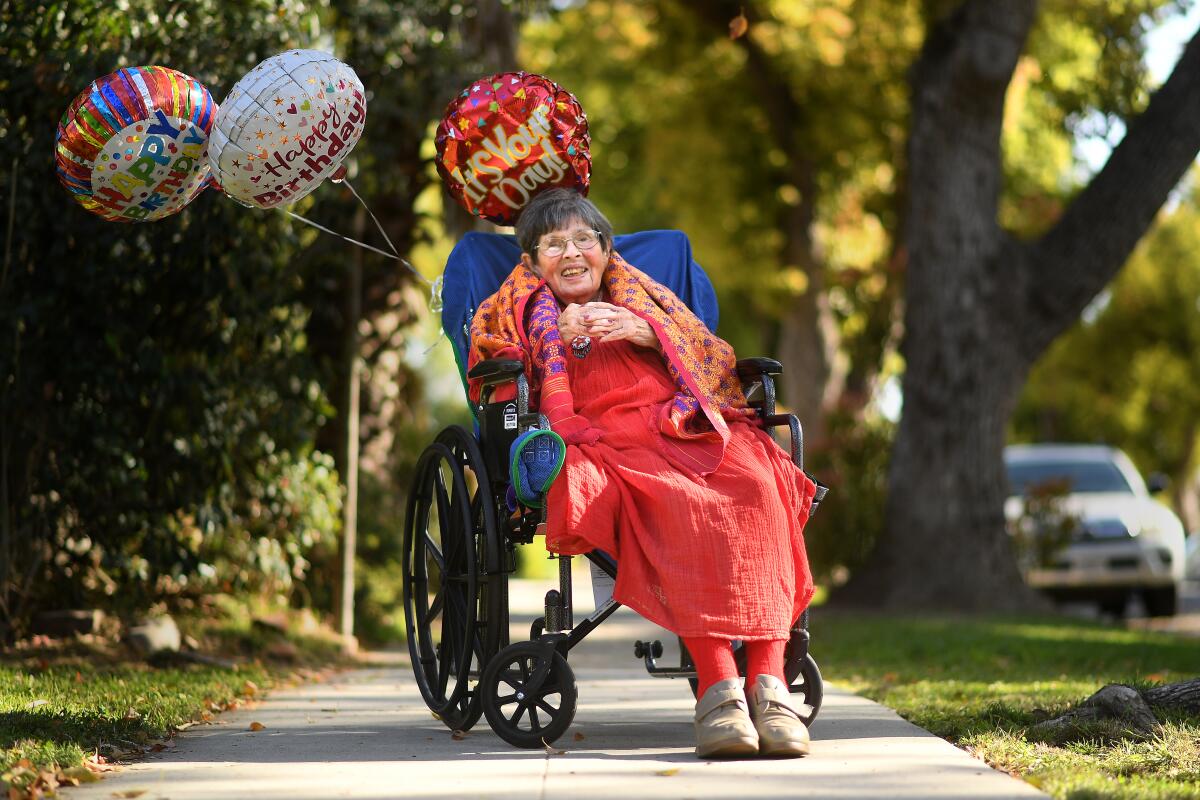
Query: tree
523 0 917 440
1013 178 1200 531
0 0 333 638
838 0 1200 609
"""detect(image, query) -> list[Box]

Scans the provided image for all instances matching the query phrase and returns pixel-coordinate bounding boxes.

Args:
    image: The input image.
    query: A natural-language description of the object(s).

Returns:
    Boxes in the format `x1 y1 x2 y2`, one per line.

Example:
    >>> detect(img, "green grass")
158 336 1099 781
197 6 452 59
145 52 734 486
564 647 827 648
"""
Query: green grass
1 615 347 797
815 612 1200 799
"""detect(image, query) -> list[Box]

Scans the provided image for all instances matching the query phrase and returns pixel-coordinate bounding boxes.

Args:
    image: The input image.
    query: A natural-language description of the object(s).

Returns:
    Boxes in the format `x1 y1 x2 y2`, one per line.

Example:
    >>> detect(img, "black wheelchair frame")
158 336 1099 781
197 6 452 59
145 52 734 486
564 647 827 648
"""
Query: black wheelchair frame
401 355 828 749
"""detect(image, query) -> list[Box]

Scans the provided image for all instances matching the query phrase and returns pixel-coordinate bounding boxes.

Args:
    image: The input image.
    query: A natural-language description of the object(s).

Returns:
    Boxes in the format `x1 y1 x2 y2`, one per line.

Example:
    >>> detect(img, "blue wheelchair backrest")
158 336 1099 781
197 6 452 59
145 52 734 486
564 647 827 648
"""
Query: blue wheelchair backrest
440 230 719 390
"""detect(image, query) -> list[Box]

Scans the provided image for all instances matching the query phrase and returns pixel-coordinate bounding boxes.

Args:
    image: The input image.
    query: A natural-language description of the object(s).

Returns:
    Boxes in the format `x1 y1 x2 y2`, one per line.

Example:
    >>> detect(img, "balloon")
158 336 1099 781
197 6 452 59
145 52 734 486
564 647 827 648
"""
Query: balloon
435 72 591 226
54 66 217 222
208 49 366 209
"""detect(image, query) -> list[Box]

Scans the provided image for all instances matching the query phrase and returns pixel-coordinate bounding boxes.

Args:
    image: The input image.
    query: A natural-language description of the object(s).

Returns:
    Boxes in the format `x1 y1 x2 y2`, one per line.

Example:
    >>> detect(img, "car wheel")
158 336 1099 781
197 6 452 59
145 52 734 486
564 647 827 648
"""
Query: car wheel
1097 591 1128 619
1142 584 1178 617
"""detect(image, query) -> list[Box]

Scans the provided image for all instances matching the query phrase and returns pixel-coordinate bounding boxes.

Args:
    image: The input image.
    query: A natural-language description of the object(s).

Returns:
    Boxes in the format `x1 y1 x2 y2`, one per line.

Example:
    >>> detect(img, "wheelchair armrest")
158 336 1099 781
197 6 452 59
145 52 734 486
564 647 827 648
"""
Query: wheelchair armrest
736 357 783 380
468 358 524 387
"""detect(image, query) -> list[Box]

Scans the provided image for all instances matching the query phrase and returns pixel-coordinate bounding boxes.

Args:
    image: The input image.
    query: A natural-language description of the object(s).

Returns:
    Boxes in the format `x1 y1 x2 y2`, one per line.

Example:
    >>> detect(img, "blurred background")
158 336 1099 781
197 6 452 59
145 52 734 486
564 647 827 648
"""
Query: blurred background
3 0 1199 648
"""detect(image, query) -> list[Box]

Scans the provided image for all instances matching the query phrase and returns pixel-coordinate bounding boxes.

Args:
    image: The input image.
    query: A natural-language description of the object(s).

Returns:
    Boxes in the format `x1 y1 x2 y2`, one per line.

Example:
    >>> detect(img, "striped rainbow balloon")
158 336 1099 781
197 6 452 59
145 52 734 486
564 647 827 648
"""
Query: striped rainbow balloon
55 65 217 222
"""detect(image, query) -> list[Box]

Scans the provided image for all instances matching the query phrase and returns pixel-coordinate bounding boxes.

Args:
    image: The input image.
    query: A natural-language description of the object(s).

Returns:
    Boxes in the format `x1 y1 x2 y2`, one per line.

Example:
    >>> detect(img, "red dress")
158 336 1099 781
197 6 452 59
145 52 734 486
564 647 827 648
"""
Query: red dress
544 337 817 640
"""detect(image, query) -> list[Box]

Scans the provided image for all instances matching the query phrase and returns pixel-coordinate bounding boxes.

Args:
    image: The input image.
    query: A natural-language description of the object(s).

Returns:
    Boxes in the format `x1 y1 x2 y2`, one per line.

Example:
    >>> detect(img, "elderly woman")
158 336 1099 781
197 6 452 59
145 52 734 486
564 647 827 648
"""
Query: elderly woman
467 189 818 759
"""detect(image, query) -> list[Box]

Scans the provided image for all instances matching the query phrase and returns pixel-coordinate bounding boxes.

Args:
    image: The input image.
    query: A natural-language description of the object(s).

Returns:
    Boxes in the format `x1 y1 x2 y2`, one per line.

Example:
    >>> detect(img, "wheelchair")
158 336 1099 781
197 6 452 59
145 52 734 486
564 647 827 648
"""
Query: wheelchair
401 230 828 749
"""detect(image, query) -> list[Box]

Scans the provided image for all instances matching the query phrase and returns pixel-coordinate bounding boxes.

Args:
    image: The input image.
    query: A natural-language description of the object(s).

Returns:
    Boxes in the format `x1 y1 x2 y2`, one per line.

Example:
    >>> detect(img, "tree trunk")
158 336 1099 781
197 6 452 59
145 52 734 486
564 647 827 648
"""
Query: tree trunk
777 161 846 443
1145 677 1200 715
836 1 1042 609
837 0 1200 610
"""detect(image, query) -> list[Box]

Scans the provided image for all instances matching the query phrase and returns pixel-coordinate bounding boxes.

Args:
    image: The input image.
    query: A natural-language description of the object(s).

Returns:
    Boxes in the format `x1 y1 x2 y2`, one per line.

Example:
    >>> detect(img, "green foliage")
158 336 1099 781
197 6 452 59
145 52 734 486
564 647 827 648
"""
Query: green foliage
521 0 913 360
818 612 1200 798
1012 174 1200 506
0 1 329 637
200 450 342 605
803 410 894 584
1000 0 1178 236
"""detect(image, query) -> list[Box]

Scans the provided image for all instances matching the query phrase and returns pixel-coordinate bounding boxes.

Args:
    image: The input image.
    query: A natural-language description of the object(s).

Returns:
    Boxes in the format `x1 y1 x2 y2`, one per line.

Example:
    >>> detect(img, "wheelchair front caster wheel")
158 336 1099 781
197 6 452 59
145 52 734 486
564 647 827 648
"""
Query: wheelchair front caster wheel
481 641 578 749
791 652 823 728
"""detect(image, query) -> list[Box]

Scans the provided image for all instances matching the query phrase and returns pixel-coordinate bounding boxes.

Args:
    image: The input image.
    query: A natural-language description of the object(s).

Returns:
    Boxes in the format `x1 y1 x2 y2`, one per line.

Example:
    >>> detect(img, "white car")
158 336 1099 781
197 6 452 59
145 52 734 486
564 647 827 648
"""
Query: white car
1004 444 1186 617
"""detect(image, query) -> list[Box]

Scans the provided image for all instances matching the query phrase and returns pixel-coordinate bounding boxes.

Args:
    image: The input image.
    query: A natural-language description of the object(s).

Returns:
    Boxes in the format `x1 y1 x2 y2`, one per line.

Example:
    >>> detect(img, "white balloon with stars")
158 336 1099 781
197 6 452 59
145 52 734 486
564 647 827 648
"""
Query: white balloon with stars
207 49 366 209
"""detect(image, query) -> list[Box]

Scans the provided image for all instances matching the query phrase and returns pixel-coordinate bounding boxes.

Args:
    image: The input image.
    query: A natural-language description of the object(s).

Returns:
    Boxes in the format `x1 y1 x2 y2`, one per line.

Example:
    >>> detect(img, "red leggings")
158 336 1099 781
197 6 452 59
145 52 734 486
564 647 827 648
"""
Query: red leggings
684 636 787 698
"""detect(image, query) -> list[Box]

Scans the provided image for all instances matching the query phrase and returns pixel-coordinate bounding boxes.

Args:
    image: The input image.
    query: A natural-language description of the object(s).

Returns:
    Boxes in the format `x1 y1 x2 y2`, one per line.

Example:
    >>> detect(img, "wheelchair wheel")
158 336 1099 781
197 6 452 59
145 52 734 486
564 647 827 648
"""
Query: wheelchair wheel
402 425 509 732
790 651 823 727
481 641 578 749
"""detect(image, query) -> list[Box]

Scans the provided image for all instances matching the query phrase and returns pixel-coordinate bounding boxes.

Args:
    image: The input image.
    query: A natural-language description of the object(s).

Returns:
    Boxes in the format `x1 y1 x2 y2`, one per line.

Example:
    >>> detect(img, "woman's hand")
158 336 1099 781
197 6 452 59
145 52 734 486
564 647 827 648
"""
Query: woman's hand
557 303 591 343
581 302 660 350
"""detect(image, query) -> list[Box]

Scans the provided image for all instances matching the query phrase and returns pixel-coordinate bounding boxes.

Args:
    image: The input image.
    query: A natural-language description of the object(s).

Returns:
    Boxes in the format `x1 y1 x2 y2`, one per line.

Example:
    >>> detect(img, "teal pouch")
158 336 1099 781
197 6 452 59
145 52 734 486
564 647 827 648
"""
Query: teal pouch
509 428 566 508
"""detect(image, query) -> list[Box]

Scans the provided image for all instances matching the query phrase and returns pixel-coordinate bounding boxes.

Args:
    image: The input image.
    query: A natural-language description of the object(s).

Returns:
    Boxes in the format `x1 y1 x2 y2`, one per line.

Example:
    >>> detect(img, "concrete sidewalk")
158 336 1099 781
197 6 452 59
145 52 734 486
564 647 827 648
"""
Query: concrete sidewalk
68 581 1045 799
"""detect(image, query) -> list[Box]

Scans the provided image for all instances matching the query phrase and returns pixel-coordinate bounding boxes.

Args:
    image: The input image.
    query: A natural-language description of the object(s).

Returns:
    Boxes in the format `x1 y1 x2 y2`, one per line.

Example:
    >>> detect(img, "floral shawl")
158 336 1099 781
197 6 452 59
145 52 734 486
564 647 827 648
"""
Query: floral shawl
467 252 754 474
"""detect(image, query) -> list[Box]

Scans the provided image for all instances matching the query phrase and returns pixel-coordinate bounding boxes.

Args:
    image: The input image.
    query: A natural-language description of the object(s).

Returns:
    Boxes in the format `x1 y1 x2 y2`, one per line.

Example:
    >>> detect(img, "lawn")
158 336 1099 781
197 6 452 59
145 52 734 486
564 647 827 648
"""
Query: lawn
815 612 1200 799
0 616 347 798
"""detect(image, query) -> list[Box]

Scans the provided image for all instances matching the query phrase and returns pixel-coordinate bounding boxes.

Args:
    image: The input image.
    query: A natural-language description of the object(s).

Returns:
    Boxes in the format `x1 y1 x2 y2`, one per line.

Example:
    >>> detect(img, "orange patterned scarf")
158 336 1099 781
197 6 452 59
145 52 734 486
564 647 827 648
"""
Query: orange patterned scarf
468 252 754 473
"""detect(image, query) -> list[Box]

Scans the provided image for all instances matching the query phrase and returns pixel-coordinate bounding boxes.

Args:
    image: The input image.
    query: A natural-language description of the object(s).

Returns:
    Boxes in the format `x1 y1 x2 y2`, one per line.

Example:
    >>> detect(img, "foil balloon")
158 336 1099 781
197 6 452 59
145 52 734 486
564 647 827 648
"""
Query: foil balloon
54 66 217 222
208 49 366 209
435 72 590 226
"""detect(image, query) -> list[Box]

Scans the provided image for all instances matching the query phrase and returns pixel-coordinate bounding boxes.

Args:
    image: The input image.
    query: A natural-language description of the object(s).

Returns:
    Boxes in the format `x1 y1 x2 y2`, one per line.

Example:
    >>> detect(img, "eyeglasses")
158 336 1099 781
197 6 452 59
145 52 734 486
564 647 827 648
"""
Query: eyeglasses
535 229 602 258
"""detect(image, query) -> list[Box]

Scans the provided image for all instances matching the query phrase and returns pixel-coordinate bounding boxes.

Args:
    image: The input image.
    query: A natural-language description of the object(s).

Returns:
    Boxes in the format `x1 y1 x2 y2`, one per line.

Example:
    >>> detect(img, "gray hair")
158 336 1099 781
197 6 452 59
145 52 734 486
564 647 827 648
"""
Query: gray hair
515 188 614 258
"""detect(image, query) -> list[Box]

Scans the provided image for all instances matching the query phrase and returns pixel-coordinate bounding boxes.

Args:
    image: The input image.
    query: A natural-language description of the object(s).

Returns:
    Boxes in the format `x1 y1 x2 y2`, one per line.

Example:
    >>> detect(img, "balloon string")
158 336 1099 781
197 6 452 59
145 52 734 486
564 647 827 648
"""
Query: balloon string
282 208 408 264
281 179 446 315
341 176 400 259
340 178 442 312
281 179 431 287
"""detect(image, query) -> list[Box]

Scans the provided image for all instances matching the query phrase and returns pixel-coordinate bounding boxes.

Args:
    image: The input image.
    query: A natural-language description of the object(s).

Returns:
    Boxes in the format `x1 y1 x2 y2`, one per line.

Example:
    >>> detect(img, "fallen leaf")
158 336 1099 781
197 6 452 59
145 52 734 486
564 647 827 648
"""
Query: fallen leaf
123 707 142 720
75 671 84 683
111 791 148 798
59 766 100 784
729 10 748 39
249 721 266 731
26 699 49 709
450 729 468 740
656 768 680 776
572 732 586 741
540 738 566 755
242 679 259 696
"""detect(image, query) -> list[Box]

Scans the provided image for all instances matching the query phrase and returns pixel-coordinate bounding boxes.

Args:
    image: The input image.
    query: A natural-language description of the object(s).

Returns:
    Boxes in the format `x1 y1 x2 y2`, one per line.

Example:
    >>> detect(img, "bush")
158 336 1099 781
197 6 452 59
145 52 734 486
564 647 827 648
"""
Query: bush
803 410 894 586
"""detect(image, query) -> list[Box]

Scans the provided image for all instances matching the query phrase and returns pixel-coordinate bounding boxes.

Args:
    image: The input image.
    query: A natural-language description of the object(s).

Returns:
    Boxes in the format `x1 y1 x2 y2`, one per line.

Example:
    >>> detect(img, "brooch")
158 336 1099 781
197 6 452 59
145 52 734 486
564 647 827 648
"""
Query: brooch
570 335 592 359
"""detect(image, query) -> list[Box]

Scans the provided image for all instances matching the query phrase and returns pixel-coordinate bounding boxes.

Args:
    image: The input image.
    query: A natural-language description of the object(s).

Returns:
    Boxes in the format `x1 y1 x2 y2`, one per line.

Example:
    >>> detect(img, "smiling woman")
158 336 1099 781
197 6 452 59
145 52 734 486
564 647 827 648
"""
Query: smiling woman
467 188 821 759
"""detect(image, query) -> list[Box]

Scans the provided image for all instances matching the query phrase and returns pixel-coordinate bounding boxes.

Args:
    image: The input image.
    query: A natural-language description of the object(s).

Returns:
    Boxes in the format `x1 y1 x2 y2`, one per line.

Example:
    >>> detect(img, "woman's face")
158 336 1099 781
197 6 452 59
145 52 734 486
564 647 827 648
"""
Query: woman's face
525 218 609 306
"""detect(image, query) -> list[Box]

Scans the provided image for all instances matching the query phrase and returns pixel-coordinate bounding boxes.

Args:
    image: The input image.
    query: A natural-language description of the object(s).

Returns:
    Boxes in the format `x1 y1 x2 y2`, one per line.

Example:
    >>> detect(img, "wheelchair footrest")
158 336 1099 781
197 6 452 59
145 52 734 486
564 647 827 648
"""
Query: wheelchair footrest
634 639 696 678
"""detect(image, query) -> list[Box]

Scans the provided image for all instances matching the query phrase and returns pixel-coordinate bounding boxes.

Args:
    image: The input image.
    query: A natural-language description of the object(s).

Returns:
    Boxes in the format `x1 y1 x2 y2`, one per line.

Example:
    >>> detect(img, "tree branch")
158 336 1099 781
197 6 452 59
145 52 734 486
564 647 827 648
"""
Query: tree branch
1027 27 1200 351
